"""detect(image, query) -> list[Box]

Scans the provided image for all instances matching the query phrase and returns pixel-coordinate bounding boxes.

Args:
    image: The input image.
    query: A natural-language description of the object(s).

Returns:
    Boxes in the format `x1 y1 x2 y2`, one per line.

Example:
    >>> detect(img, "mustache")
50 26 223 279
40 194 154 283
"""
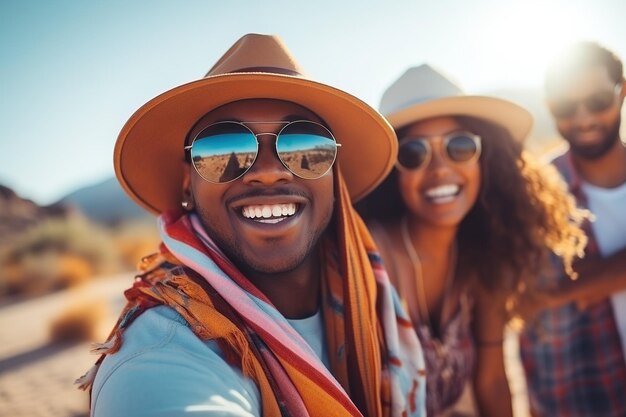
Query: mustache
226 187 312 205
572 125 604 133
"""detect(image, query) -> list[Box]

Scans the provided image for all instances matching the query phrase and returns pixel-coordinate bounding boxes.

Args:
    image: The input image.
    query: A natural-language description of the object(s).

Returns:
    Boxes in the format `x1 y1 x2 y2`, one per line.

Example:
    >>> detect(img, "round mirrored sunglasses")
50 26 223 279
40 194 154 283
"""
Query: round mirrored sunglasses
184 120 341 183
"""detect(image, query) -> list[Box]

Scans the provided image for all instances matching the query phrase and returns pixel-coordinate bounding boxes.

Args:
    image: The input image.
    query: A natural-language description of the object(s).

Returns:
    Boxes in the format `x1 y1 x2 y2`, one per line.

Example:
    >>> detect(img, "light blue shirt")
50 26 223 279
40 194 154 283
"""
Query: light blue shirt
91 305 328 417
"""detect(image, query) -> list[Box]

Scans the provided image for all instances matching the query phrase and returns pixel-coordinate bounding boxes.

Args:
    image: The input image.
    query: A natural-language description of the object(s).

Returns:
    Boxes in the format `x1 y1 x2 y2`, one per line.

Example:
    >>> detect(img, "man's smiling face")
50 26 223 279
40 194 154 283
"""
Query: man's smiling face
183 99 334 275
548 65 624 160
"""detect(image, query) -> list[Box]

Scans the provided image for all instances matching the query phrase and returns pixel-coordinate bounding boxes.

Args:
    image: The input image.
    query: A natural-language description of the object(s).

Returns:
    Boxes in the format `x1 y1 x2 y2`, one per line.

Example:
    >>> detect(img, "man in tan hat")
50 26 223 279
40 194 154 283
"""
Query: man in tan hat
519 41 626 417
78 34 426 417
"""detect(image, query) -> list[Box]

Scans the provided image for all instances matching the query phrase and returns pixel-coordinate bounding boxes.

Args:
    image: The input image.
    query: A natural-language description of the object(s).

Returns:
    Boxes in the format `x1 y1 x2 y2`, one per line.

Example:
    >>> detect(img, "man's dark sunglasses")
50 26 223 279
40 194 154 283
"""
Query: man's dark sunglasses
550 84 622 119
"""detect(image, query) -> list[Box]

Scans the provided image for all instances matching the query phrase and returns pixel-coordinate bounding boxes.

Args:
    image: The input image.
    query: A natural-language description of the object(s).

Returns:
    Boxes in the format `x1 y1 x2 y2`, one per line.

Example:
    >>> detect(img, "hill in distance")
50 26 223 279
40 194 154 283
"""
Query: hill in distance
60 177 149 225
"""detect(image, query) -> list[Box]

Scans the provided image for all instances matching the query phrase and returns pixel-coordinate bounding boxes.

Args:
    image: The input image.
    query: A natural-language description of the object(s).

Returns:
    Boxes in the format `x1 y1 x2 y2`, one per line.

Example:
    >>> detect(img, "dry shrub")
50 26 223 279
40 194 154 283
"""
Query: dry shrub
0 215 121 298
49 296 108 343
0 216 160 302
56 254 93 288
3 252 95 297
2 252 66 296
1 261 26 295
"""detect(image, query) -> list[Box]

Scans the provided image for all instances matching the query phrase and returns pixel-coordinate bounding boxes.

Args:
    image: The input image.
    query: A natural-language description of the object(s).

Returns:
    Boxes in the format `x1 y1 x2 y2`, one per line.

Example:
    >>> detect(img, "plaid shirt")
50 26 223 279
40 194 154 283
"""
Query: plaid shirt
519 151 626 417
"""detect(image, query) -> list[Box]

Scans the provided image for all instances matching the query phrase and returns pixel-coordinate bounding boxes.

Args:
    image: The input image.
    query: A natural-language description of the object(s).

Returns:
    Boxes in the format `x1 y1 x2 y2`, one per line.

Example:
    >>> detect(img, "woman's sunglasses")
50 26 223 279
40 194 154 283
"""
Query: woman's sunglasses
396 131 482 171
550 84 622 119
184 120 340 183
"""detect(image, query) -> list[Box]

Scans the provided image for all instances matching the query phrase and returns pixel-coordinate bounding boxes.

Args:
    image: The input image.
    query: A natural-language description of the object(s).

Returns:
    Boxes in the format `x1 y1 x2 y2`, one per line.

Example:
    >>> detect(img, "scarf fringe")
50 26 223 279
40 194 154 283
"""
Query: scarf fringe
229 329 256 378
90 333 120 354
75 364 99 391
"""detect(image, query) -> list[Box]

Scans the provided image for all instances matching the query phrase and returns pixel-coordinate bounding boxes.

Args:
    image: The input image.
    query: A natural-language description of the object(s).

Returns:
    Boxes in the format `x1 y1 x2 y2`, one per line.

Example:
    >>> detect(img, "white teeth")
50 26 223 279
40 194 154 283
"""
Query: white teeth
242 203 298 221
425 184 460 198
257 218 284 224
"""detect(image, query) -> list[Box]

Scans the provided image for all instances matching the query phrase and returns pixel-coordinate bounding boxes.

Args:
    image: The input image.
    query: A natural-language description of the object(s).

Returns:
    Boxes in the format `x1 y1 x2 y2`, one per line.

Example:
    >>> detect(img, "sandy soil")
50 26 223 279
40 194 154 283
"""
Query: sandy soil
0 274 131 417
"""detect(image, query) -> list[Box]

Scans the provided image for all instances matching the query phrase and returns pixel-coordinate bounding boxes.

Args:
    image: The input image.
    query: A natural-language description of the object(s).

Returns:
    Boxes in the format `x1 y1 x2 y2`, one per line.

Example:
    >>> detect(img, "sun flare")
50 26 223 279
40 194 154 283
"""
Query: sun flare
475 0 592 88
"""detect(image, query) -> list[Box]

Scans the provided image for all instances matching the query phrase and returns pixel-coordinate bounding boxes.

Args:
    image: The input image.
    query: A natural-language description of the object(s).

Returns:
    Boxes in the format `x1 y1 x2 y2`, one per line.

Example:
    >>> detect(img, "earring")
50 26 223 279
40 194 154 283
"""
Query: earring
181 200 190 209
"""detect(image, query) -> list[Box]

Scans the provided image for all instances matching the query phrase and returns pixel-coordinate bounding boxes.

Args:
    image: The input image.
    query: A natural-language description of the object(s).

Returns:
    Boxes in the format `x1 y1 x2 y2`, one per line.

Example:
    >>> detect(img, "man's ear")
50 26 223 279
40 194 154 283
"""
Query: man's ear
182 168 191 193
181 166 195 210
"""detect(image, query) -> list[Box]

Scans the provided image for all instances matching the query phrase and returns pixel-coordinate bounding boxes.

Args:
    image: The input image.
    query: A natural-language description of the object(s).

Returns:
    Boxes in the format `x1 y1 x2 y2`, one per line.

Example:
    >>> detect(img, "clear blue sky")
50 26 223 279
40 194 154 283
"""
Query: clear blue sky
2 0 625 204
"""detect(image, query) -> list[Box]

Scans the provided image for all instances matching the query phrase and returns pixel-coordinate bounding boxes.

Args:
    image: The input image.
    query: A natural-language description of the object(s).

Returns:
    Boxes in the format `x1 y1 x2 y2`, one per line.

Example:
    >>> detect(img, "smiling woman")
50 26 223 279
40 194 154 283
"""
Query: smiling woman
357 64 588 417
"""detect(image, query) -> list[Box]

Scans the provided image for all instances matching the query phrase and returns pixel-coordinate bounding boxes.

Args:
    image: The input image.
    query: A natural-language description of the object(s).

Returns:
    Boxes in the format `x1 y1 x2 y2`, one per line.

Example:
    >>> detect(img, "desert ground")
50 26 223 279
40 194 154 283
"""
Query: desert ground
0 275 129 417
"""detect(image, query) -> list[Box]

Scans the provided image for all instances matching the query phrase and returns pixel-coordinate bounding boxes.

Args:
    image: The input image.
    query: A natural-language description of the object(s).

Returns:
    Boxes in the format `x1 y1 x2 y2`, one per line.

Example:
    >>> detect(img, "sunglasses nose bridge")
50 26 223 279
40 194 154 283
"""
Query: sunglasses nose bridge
425 137 450 167
428 149 452 172
241 135 293 185
254 132 284 163
254 132 279 139
568 102 598 126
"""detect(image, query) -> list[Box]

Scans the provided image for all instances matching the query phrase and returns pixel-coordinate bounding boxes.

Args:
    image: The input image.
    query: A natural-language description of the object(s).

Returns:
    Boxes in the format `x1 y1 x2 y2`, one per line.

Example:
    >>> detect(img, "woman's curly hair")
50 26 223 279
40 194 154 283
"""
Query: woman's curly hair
356 116 589 295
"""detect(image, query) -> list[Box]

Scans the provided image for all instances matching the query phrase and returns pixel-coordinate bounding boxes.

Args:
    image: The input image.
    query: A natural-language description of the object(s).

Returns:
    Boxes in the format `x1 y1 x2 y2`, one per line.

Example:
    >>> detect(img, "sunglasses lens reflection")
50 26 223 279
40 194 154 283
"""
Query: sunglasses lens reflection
447 135 479 162
277 121 337 179
190 121 338 183
190 123 257 183
398 140 429 169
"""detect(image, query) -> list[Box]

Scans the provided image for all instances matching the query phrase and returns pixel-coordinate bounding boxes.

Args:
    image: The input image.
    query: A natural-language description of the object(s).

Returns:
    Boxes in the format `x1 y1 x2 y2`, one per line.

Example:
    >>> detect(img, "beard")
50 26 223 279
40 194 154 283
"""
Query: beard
194 205 332 276
564 115 622 160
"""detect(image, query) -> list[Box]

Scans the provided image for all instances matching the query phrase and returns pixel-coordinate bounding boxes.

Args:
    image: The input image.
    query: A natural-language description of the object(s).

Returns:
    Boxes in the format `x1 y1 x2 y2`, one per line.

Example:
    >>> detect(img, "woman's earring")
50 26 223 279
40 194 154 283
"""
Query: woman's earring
181 200 193 210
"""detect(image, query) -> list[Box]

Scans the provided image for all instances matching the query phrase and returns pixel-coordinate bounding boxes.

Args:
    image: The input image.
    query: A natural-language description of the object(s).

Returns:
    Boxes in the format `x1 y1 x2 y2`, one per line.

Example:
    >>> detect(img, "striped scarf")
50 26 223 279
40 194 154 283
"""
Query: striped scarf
78 171 426 417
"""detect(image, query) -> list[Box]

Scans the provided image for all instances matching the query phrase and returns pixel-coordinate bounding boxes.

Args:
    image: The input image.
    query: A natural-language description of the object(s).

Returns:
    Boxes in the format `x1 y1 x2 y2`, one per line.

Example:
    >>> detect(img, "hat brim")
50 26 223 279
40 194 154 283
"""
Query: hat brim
115 73 397 215
384 96 533 142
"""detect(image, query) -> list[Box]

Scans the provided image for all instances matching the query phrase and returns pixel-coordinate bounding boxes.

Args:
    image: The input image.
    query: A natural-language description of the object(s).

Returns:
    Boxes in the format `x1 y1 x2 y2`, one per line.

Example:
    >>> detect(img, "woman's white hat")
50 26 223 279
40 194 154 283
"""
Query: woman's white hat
380 64 533 141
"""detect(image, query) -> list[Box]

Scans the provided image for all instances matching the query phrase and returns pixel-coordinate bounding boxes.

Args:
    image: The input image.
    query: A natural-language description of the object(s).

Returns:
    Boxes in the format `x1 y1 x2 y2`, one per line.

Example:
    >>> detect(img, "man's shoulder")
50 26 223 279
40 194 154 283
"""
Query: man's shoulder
549 148 570 170
91 305 260 416
95 305 217 358
548 148 580 187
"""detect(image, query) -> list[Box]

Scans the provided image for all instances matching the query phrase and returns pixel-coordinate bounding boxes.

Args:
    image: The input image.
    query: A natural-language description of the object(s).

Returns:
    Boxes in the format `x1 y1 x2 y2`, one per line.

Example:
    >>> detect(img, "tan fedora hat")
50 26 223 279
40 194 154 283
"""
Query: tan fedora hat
115 33 397 215
379 64 533 141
